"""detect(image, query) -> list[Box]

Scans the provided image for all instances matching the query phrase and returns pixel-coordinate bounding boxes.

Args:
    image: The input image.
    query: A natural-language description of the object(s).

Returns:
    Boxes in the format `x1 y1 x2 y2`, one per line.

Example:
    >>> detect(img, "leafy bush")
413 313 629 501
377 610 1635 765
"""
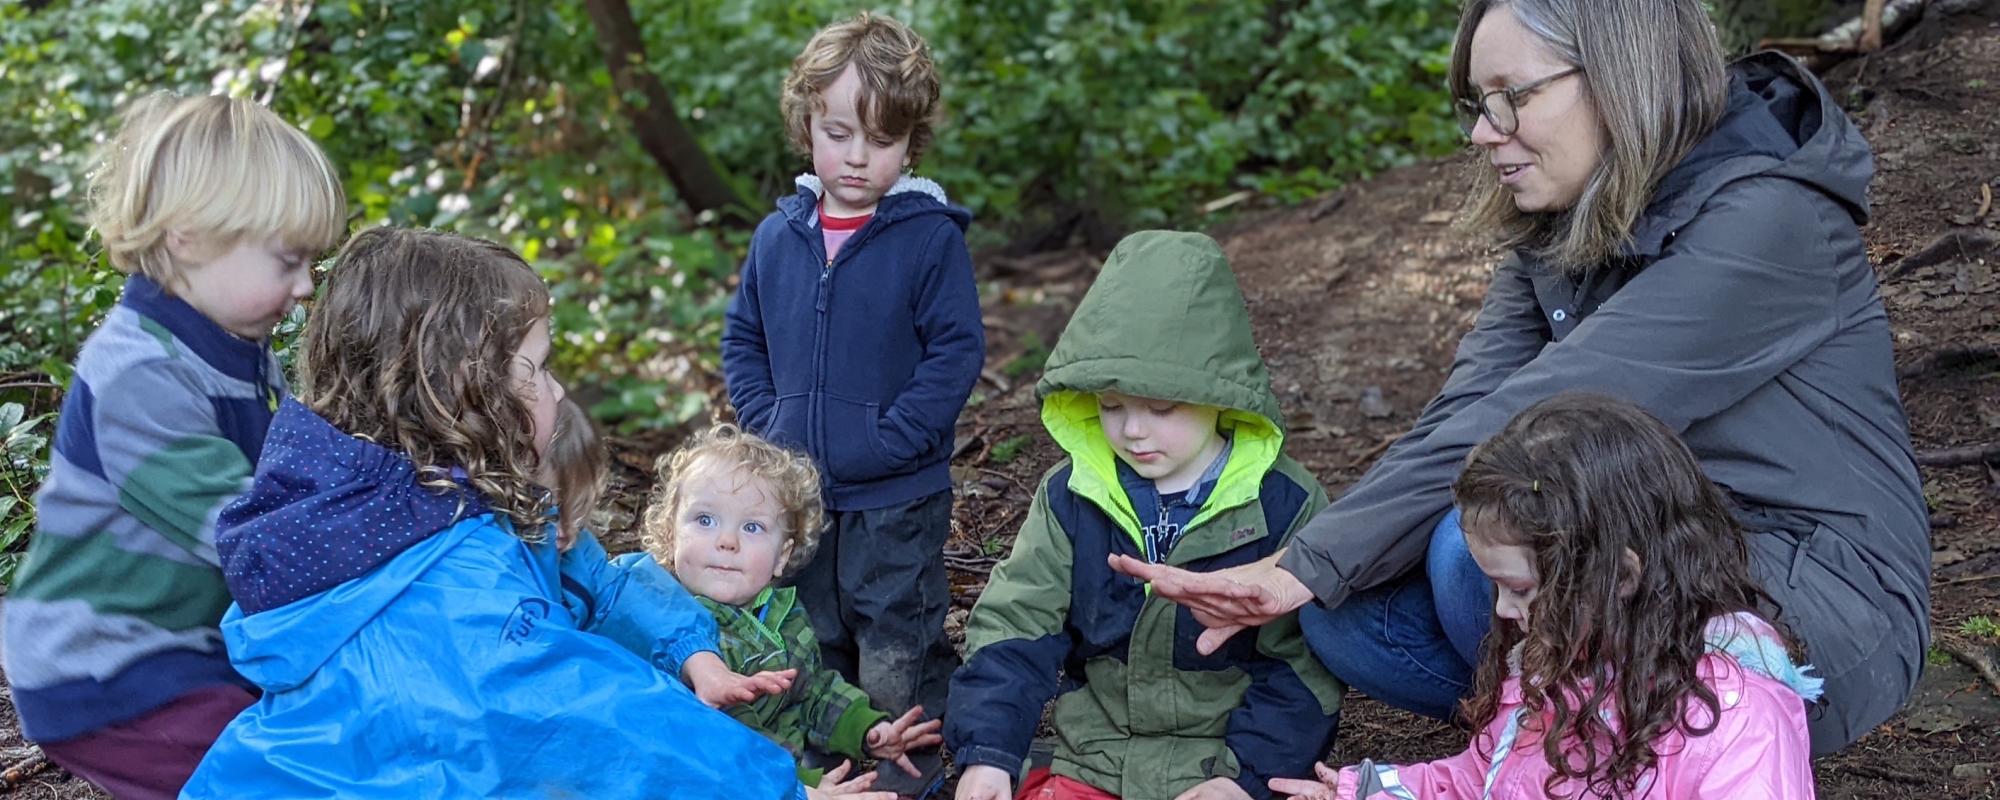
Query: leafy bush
1 0 1464 452
0 403 51 584
654 0 1464 237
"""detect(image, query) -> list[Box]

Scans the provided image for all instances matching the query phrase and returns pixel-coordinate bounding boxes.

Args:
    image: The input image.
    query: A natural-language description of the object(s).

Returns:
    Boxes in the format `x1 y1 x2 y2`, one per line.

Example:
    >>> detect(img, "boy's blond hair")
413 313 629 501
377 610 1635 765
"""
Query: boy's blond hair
641 424 824 578
545 398 609 547
781 12 941 168
88 93 346 285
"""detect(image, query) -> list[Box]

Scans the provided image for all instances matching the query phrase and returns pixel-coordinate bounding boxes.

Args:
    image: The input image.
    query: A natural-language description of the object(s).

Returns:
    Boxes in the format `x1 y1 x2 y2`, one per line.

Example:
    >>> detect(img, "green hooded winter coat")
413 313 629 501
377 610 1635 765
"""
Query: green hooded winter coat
945 231 1344 799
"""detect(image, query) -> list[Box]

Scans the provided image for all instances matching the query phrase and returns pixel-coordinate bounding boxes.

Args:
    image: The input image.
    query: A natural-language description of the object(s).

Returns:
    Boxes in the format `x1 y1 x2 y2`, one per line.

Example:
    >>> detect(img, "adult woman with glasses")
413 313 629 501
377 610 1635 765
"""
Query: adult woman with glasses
1114 0 1926 756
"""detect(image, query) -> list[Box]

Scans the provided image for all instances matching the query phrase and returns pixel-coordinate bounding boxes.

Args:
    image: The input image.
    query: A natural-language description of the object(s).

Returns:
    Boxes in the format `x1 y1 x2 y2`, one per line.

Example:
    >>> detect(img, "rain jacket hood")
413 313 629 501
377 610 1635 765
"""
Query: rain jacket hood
1036 230 1287 543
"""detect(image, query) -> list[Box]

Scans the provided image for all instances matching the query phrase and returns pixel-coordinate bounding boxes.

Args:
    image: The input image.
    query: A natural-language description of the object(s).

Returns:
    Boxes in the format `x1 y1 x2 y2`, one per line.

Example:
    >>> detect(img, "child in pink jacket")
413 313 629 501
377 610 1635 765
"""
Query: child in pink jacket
1273 394 1820 800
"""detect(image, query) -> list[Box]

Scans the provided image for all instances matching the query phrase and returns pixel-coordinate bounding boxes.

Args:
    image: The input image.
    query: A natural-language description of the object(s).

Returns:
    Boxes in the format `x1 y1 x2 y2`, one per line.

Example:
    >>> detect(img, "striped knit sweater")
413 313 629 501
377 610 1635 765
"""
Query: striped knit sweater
4 274 284 743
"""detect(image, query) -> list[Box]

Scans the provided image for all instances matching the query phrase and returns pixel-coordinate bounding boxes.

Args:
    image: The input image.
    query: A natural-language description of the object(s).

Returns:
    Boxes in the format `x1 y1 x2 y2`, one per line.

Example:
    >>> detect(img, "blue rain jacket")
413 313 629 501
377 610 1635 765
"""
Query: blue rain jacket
184 400 805 799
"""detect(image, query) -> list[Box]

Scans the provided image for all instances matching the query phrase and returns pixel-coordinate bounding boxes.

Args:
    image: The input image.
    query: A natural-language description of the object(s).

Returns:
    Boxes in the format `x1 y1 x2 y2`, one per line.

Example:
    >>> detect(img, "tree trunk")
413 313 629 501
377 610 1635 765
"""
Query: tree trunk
1711 0 1859 52
580 0 755 224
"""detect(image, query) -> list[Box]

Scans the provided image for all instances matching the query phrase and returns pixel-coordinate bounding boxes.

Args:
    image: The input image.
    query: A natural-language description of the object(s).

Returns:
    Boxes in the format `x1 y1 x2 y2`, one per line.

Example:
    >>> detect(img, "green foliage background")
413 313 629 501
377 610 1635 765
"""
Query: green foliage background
0 0 1467 547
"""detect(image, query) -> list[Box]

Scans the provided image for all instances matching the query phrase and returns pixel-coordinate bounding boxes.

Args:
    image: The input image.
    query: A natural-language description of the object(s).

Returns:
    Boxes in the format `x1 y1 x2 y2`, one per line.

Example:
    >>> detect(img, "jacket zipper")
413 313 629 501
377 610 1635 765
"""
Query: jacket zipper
790 206 892 470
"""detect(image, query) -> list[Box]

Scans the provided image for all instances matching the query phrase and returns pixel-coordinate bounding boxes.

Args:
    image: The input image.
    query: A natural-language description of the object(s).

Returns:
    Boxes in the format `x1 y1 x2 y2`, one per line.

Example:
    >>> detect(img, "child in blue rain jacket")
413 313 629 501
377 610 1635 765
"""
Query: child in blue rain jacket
182 227 838 800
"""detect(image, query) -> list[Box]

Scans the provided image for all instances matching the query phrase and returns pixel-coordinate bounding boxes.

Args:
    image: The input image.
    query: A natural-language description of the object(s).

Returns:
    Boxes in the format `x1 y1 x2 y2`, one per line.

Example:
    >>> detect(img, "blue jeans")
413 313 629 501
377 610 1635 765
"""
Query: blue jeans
1299 508 1494 721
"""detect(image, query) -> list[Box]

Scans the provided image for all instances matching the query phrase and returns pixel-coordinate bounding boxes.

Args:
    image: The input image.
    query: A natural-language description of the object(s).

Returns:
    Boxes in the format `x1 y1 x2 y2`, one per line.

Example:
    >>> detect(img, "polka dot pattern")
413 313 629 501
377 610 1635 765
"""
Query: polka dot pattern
216 399 488 614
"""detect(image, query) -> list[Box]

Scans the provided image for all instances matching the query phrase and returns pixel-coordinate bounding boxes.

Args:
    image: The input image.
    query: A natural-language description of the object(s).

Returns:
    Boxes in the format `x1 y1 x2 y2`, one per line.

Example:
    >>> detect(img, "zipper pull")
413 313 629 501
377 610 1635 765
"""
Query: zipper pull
815 269 830 313
1154 505 1180 562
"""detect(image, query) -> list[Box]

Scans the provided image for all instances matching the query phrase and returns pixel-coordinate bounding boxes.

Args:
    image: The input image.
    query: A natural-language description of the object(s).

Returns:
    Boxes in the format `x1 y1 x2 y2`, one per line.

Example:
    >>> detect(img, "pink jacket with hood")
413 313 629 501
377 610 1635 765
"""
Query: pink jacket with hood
1331 613 1820 799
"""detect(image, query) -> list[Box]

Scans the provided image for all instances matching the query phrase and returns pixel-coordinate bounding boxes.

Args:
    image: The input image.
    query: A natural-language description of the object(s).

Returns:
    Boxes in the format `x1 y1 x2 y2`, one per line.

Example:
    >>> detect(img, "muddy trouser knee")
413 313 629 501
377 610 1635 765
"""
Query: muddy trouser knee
1746 526 1927 755
791 489 958 793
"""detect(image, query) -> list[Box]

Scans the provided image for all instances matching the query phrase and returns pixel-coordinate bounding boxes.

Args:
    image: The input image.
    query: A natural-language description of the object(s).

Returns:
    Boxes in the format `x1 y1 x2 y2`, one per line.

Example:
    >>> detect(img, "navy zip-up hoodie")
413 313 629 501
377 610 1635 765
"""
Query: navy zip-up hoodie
722 175 985 511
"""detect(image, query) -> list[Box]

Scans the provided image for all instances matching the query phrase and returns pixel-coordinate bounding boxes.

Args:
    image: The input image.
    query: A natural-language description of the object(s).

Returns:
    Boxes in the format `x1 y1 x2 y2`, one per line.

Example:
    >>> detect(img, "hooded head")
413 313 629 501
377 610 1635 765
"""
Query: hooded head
1036 231 1286 526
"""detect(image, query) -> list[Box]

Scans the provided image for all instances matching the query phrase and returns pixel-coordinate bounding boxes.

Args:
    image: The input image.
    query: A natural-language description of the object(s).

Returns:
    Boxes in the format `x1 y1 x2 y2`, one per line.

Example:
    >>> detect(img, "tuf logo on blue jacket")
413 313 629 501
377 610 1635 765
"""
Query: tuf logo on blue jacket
501 597 553 645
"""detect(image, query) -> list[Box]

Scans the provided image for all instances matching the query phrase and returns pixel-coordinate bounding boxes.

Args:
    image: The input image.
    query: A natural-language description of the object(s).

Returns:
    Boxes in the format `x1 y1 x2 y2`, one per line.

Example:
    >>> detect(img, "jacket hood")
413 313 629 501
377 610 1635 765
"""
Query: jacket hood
214 399 496 687
780 173 971 231
1699 612 1825 703
1626 51 1872 258
1036 231 1286 534
220 518 495 691
1502 612 1824 705
217 400 489 614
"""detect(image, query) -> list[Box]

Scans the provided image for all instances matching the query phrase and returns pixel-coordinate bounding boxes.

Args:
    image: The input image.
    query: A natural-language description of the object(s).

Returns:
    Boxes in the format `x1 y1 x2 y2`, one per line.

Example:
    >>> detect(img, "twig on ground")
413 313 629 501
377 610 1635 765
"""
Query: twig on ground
1308 189 1351 222
1940 573 2000 587
1842 762 1934 785
1915 442 2000 467
1347 434 1400 471
1944 641 2000 697
1897 344 2000 380
979 368 1013 394
0 747 50 790
1883 228 2000 282
943 552 1001 574
976 467 1030 497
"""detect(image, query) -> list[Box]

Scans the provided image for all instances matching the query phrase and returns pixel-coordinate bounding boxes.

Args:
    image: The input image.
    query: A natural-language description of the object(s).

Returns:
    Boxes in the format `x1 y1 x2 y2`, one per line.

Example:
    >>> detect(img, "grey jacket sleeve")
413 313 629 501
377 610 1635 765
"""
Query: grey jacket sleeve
1280 177 1843 604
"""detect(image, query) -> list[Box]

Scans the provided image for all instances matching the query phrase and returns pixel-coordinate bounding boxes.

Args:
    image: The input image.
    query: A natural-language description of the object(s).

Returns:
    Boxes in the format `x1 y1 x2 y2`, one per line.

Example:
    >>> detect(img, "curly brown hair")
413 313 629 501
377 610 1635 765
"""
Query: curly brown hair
298 226 554 537
545 398 608 549
640 423 825 578
781 11 941 168
1452 393 1789 799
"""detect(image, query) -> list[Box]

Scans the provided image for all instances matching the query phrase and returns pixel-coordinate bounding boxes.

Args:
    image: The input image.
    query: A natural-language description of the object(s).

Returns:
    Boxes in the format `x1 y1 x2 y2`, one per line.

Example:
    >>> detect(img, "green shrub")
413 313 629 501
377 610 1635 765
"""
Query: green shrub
1 0 1466 474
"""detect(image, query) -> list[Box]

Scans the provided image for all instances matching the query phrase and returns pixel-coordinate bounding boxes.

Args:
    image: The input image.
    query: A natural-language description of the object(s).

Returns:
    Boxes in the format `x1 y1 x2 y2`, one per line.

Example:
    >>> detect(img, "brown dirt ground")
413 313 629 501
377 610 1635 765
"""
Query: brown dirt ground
936 4 2000 797
6 4 1999 798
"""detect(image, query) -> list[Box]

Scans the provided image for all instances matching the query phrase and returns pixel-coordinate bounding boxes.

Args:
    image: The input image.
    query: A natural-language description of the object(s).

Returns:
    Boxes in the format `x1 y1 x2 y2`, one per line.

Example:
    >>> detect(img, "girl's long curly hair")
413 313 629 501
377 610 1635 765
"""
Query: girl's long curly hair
1453 393 1790 799
298 226 553 536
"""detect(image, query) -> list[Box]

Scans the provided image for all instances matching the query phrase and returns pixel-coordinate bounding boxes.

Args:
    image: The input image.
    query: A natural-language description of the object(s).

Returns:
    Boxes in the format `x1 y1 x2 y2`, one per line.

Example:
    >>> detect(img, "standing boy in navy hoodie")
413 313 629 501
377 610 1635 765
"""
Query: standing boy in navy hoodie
721 12 984 798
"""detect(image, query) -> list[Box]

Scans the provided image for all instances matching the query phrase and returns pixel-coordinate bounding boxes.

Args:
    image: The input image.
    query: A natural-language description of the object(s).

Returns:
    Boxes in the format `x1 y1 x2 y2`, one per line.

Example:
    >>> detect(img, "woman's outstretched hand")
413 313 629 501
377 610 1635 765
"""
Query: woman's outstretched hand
1107 550 1315 654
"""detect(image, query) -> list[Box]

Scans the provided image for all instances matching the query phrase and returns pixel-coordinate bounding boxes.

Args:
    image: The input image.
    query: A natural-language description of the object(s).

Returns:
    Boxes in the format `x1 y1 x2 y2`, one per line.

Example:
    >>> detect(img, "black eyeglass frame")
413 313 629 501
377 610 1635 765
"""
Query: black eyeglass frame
1455 67 1583 137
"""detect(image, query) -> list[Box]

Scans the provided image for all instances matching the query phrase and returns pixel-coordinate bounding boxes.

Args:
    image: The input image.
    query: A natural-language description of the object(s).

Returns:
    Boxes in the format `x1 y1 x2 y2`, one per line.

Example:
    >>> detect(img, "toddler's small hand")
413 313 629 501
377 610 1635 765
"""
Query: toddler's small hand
684 652 796 708
733 668 796 700
810 760 895 799
863 705 945 777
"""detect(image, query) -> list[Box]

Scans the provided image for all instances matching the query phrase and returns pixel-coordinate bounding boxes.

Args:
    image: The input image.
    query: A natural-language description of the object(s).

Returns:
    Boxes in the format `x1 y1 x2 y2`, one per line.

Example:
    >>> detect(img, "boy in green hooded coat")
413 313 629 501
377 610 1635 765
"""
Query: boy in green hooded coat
945 231 1344 800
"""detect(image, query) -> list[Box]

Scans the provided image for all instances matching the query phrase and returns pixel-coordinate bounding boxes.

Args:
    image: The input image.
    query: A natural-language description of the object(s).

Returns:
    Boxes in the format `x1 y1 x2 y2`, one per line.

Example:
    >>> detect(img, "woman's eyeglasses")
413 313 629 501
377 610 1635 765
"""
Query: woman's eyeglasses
1455 67 1582 137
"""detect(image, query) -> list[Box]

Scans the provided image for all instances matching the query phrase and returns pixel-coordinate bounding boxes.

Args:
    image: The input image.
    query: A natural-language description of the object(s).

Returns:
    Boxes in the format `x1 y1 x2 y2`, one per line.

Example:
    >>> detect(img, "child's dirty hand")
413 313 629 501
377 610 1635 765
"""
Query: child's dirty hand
682 652 795 708
864 705 945 776
1171 777 1254 800
810 760 894 799
953 764 1012 800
